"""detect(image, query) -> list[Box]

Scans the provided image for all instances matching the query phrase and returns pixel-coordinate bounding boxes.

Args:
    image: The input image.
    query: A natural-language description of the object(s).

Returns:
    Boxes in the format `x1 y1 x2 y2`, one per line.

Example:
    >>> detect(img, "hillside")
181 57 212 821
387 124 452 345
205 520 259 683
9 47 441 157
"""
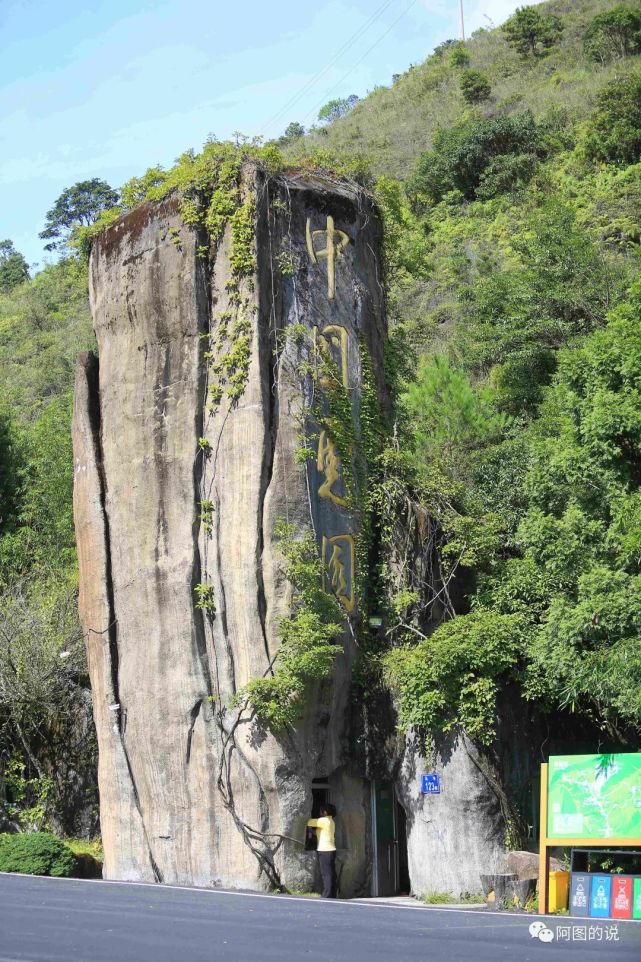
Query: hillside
1 0 641 839
293 0 639 178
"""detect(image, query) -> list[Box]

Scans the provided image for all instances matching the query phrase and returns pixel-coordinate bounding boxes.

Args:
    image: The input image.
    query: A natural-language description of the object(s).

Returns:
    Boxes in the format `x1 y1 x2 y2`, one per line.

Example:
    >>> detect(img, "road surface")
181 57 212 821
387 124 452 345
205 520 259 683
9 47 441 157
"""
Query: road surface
1 874 640 961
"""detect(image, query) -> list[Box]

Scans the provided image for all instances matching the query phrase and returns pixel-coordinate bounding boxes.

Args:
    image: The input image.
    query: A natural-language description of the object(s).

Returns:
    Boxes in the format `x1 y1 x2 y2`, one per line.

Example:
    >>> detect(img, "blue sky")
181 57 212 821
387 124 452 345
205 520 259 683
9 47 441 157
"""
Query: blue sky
1 0 525 268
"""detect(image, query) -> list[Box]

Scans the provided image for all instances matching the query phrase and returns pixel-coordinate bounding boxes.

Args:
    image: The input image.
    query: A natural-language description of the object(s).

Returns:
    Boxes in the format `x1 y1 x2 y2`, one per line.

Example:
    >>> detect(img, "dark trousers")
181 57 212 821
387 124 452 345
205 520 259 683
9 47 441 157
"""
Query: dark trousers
318 850 337 898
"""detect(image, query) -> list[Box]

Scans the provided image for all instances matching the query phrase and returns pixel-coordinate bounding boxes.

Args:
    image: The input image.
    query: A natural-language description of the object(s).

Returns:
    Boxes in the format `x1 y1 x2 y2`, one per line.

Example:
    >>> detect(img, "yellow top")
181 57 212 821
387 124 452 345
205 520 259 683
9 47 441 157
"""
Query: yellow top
306 816 336 852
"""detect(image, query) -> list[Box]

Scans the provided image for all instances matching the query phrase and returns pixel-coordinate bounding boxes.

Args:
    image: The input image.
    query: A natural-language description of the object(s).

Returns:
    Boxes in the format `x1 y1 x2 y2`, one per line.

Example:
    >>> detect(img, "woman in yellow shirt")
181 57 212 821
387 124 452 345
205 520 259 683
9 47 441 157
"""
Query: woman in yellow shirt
306 803 337 898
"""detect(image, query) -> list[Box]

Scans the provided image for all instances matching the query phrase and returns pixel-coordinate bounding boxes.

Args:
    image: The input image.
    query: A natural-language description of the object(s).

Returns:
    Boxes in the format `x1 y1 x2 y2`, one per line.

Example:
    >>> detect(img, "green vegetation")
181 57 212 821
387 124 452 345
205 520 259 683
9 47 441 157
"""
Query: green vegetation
376 43 641 745
238 524 343 728
423 891 485 904
0 250 95 835
502 6 563 58
409 111 549 204
318 95 359 124
288 0 641 181
65 836 103 862
583 5 641 62
0 831 77 877
0 241 29 292
459 69 492 104
449 43 471 68
584 73 641 164
39 179 119 252
3 0 641 838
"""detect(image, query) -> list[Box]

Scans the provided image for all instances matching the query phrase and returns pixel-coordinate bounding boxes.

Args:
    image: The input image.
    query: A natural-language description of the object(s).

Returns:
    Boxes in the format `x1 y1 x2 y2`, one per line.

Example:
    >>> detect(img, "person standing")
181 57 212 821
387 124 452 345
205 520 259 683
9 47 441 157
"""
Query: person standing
306 803 337 898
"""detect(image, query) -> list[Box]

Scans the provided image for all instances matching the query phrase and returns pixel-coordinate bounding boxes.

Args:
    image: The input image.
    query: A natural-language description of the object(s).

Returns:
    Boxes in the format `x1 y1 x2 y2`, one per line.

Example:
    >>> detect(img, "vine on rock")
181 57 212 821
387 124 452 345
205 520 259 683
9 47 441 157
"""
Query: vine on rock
237 522 344 728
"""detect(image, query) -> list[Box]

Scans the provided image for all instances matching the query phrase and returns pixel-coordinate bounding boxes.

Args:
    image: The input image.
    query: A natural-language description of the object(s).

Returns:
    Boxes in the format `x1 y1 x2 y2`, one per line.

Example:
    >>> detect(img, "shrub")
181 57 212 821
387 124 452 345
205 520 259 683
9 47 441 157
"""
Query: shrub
410 111 546 204
65 838 104 878
584 74 641 166
384 609 527 744
0 832 77 877
583 6 641 63
449 43 470 68
460 69 491 104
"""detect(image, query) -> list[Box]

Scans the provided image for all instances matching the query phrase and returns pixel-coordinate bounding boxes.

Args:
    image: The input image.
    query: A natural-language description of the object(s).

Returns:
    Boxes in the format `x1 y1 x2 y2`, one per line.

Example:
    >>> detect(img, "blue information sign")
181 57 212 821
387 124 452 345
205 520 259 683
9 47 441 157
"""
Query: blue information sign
421 773 440 795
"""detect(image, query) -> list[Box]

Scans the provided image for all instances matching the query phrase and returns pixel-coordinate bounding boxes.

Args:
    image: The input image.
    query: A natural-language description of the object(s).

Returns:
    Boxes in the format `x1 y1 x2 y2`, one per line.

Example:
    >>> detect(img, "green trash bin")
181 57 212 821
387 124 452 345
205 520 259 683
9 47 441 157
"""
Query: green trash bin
633 877 641 920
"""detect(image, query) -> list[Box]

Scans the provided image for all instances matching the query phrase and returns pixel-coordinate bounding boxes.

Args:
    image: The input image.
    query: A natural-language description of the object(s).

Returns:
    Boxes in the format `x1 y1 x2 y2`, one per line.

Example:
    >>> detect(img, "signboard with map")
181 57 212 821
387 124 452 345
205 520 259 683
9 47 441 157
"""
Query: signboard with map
547 753 641 840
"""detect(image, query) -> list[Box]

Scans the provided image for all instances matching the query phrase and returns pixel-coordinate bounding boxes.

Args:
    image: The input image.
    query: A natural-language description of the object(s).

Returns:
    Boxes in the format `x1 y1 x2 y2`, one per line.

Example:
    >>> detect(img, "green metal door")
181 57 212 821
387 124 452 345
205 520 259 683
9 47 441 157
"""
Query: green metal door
374 783 397 896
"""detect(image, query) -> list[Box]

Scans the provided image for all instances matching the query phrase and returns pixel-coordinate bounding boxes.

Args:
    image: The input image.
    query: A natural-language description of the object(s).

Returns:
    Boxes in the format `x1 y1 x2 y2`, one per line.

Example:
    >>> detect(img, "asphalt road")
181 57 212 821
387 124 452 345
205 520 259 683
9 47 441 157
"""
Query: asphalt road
1 874 641 962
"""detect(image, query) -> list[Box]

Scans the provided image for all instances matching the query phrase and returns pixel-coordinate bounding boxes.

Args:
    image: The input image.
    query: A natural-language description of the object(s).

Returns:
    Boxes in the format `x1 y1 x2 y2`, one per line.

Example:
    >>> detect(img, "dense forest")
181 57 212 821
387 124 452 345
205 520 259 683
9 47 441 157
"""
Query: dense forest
1 0 641 846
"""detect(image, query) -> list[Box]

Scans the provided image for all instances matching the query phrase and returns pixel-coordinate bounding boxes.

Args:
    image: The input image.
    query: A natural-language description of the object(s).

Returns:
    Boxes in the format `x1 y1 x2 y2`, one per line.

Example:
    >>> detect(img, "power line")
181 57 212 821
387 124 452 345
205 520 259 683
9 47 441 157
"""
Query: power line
258 0 397 137
302 0 419 126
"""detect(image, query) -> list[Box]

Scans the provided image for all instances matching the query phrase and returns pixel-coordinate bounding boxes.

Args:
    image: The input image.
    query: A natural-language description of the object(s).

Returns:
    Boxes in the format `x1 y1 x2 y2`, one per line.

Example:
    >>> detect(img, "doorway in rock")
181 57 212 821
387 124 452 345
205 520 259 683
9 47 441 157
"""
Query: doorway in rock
371 782 410 896
311 776 331 817
396 797 410 895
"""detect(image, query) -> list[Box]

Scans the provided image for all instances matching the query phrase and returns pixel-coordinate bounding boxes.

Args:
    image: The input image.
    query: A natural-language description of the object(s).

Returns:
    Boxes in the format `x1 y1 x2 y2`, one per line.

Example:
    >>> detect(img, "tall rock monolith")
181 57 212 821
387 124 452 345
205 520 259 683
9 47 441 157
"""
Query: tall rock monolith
73 164 387 892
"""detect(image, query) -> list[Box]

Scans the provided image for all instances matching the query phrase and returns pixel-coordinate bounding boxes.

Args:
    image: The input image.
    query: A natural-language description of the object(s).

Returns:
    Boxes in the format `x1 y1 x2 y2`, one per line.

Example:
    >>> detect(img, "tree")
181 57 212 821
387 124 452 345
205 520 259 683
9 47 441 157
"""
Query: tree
0 404 22 539
459 69 491 104
502 5 563 57
39 179 119 252
584 74 641 167
583 6 641 63
403 355 507 482
278 122 305 145
0 240 29 292
317 95 359 124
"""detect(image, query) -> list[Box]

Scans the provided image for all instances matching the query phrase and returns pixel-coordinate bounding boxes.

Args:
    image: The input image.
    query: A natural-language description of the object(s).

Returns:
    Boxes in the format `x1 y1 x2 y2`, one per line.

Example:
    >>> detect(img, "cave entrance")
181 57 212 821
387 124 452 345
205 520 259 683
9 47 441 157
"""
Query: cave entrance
371 782 409 896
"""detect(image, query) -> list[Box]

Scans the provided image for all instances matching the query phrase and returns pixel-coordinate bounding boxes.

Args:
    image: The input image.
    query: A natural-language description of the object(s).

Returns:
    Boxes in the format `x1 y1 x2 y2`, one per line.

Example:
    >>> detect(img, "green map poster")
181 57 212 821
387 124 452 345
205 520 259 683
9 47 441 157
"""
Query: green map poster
548 754 641 840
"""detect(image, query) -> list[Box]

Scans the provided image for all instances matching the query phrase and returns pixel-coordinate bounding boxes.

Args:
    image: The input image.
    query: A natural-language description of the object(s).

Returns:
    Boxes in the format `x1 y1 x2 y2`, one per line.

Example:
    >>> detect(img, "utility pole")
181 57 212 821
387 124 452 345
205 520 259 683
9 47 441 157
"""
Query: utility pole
459 0 465 41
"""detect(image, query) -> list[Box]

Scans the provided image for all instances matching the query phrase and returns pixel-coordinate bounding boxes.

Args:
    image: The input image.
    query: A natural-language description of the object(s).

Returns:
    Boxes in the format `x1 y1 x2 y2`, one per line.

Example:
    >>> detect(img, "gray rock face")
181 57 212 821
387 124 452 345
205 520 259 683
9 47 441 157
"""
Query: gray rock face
74 167 387 892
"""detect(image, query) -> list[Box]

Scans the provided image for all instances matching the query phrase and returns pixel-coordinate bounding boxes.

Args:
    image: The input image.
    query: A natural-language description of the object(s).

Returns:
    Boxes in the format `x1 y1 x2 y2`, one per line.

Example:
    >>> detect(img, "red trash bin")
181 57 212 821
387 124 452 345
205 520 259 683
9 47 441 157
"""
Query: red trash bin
611 876 633 920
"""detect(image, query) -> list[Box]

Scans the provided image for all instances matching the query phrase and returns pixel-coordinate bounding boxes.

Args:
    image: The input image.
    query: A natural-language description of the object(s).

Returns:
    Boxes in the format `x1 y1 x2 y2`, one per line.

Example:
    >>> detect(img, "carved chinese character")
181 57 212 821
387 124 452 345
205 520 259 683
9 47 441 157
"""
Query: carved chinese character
315 324 349 389
317 430 347 507
322 534 355 613
306 215 349 299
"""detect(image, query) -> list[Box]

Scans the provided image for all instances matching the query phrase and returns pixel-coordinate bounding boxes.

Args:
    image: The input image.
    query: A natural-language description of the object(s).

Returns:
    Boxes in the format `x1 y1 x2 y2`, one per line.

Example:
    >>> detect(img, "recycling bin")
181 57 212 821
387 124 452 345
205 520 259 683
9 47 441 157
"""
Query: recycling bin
570 873 591 916
548 870 570 912
590 874 612 918
632 877 641 920
611 876 633 919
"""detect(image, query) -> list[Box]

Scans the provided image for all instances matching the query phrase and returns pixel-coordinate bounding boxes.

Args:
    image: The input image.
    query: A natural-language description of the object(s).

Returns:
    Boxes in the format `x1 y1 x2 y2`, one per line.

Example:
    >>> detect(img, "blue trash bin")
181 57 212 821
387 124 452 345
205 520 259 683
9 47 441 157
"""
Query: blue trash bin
590 875 612 918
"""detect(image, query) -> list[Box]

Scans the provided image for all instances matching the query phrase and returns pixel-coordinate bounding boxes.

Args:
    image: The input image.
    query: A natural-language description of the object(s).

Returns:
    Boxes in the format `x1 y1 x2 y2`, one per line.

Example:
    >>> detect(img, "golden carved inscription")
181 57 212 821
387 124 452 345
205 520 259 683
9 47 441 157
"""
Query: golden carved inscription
306 215 349 299
315 324 349 389
322 534 355 613
317 430 347 507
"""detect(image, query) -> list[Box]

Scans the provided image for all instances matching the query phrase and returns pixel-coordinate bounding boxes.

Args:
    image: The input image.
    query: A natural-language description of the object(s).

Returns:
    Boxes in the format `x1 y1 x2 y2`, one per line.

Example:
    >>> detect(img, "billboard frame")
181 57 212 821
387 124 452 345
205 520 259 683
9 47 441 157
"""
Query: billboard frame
538 761 641 913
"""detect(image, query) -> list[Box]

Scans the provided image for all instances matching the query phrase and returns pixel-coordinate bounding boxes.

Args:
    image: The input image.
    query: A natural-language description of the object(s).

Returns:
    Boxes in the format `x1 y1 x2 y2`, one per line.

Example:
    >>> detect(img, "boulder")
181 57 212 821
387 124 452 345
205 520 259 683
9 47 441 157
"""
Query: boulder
396 729 507 897
507 849 564 879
